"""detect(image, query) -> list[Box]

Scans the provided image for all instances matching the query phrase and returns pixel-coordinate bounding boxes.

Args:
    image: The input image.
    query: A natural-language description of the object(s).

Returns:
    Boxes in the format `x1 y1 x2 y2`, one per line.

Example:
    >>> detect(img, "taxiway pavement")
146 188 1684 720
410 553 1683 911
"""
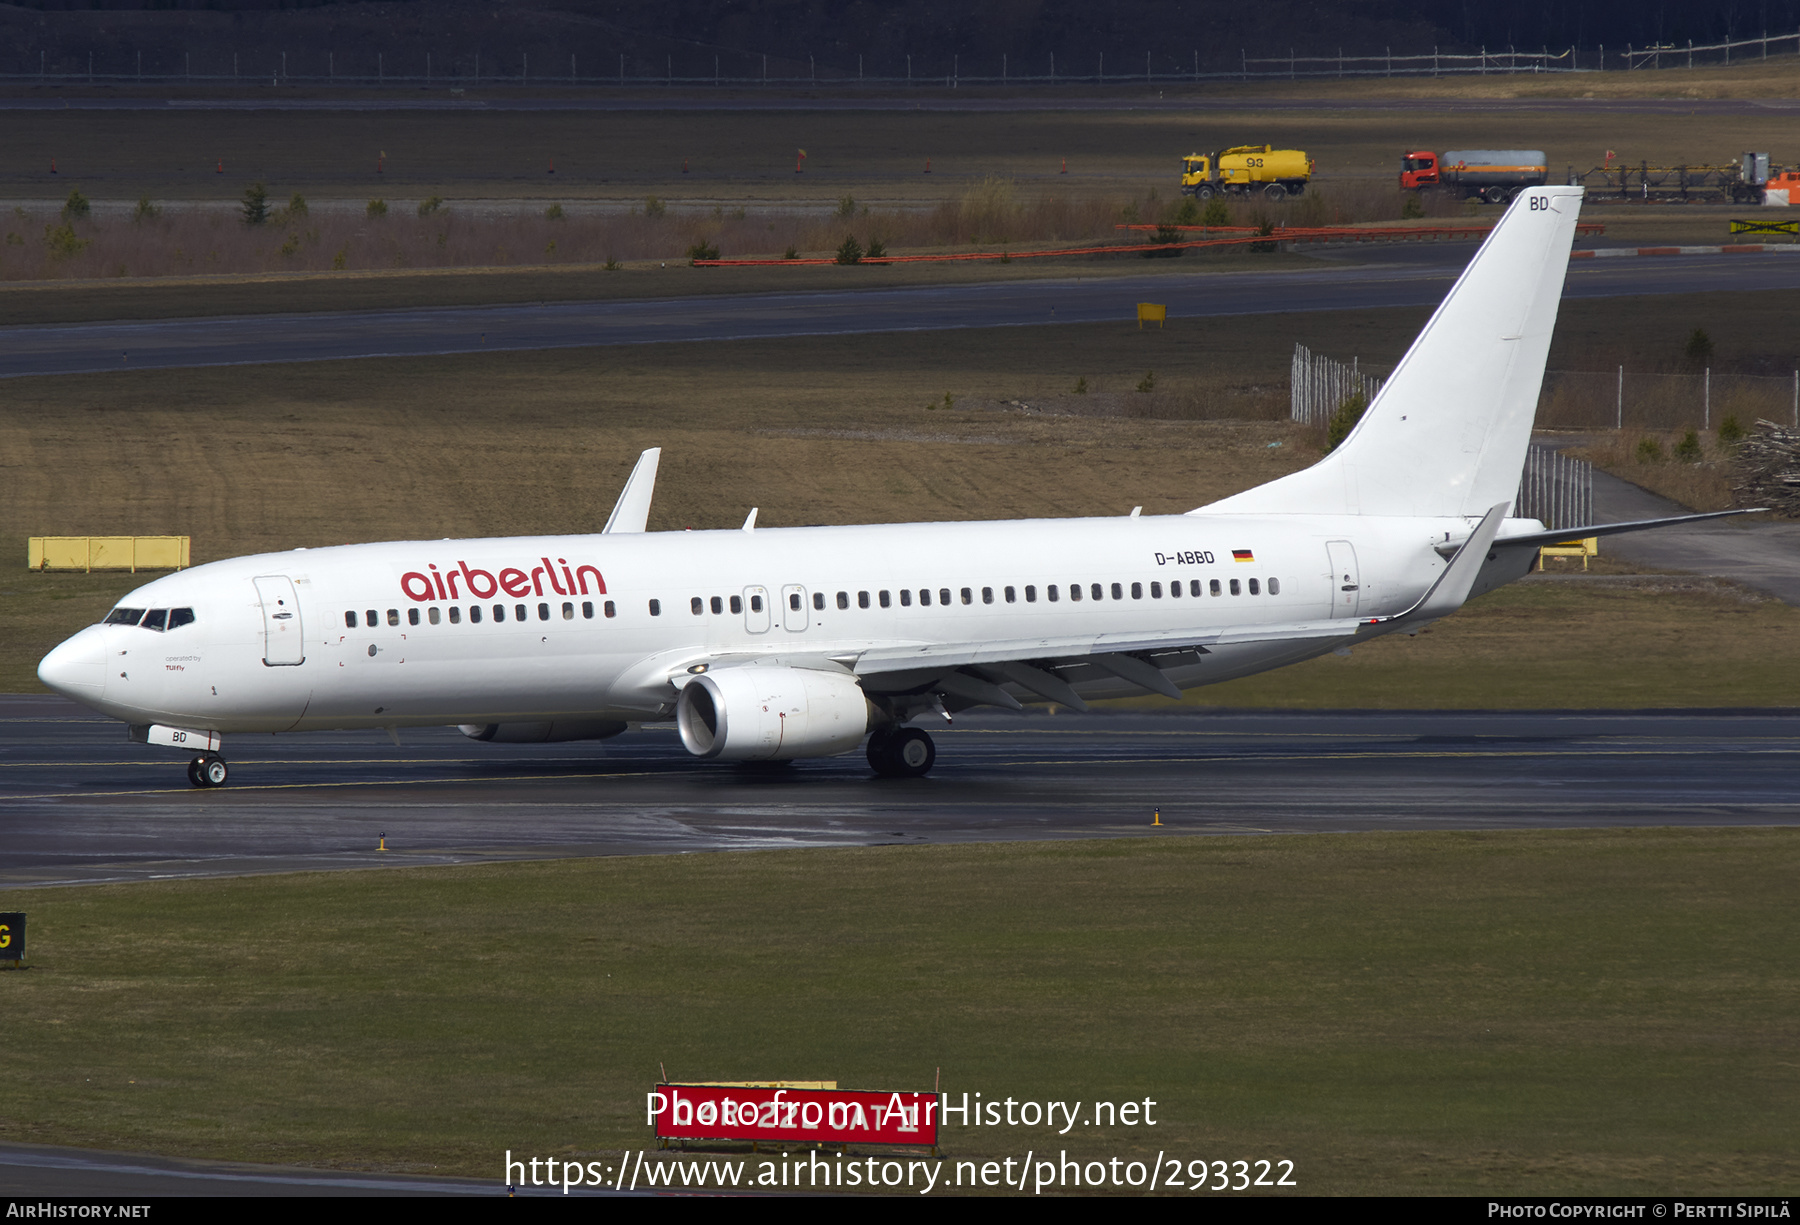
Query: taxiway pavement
3 250 1795 378
3 695 1795 890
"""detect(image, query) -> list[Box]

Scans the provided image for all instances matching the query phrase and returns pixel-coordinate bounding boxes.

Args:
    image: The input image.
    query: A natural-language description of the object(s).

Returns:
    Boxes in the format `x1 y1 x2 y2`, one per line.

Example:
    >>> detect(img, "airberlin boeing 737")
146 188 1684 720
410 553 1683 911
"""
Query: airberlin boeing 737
37 187 1744 786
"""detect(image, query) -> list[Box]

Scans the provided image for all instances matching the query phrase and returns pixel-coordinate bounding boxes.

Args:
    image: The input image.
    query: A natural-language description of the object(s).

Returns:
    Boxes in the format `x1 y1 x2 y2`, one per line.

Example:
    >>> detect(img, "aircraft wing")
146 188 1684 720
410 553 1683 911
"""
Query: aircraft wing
846 617 1359 676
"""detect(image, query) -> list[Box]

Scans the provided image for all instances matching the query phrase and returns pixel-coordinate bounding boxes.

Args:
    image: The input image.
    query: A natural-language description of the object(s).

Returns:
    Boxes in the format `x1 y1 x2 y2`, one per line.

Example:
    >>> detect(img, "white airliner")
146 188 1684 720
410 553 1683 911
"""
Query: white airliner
37 186 1742 786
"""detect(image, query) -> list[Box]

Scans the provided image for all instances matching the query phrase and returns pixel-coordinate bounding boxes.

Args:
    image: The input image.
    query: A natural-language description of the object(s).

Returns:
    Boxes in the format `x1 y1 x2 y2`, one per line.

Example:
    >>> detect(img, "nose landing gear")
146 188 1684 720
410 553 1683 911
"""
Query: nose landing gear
867 727 936 778
187 755 229 788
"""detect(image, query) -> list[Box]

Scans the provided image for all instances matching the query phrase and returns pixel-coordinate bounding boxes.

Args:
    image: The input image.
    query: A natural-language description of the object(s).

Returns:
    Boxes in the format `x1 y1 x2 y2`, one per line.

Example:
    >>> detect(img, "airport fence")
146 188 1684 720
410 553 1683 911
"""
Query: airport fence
1289 343 1384 429
26 33 1800 88
1294 345 1800 436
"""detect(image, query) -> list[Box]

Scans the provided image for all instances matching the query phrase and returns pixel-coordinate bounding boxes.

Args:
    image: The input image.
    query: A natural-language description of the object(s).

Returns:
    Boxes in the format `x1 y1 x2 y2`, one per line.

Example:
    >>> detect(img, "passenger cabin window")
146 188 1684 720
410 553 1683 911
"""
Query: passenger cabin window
982 587 994 605
750 594 763 612
493 604 506 622
540 603 551 620
1025 585 1037 603
1249 578 1260 595
730 596 742 614
1269 578 1281 595
142 609 168 632
1047 585 1058 602
168 608 195 629
408 608 420 626
1004 586 1016 603
837 592 849 610
900 590 912 607
387 609 400 626
939 588 951 606
691 597 704 616
789 593 802 611
1069 584 1081 602
449 606 462 624
1191 580 1203 597
1169 581 1181 598
919 589 931 606
710 596 723 615
649 600 661 617
1092 584 1104 601
343 611 356 629
1229 579 1241 596
858 591 870 609
1210 579 1221 596
517 604 529 621
600 600 612 618
428 607 441 625
1150 582 1162 598
1131 582 1143 599
105 608 145 626
365 610 377 627
879 590 891 608
1111 583 1123 600
470 605 483 623
961 588 972 605
813 592 826 611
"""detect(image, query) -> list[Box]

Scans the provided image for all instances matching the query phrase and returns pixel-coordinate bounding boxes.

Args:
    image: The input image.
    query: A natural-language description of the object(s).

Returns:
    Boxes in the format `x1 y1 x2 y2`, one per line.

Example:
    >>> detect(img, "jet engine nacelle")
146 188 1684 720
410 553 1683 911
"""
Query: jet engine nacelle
676 664 872 761
459 720 629 743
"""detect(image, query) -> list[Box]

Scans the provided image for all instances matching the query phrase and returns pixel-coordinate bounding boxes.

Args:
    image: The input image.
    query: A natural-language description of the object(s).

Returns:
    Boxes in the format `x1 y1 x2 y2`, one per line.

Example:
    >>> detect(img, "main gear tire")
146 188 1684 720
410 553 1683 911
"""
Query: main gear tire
867 728 936 778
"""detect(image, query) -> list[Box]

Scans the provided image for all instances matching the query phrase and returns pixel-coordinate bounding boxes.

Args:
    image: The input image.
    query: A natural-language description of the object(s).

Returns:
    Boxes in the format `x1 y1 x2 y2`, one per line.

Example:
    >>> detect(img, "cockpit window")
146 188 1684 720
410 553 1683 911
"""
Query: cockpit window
104 608 145 626
167 608 195 630
141 609 168 632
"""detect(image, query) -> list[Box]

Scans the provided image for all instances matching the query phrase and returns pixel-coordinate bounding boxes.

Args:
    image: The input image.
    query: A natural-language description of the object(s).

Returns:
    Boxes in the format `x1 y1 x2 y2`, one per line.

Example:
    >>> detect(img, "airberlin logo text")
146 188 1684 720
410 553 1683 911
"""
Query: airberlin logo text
400 558 606 603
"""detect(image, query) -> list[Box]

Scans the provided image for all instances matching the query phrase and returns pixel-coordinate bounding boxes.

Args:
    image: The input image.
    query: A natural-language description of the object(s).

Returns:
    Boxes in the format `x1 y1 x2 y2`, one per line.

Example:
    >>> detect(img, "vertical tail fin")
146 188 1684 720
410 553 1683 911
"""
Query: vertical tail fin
1199 186 1583 519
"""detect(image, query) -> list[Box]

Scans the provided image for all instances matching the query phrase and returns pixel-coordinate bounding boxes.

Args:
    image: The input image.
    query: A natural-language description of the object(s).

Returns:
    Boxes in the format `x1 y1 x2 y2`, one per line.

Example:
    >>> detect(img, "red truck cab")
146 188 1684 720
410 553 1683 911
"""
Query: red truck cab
1401 151 1439 189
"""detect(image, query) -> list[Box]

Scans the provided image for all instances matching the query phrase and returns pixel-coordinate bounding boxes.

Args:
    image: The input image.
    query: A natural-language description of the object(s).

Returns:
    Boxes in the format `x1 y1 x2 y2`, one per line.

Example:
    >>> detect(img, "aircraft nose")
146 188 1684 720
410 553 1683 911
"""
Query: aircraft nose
38 627 107 699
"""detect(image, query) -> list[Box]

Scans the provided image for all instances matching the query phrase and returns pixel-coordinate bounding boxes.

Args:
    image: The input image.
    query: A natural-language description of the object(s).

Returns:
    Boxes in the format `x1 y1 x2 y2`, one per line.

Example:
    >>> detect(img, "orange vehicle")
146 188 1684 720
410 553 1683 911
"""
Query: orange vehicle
1401 149 1548 203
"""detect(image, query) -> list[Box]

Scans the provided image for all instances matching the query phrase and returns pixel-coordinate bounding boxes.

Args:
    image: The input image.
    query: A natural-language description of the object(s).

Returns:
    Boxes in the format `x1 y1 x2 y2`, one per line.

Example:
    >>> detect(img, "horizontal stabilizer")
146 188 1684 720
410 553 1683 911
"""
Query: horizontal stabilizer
1497 508 1763 549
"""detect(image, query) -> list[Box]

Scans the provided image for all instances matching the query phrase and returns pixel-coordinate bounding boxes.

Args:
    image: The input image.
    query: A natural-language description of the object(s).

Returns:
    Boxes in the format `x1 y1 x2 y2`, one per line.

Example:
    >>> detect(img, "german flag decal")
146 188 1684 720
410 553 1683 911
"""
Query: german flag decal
1232 549 1255 562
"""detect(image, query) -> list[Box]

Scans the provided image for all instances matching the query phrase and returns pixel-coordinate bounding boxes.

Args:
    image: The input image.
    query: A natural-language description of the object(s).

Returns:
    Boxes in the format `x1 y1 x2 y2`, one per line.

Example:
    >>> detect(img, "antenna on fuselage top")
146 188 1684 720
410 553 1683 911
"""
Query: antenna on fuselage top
603 448 661 534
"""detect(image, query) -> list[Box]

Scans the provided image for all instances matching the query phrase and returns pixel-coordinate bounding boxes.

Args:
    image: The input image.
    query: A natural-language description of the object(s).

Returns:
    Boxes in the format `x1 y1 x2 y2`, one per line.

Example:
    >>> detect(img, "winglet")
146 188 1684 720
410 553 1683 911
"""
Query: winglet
602 448 660 534
1394 502 1511 623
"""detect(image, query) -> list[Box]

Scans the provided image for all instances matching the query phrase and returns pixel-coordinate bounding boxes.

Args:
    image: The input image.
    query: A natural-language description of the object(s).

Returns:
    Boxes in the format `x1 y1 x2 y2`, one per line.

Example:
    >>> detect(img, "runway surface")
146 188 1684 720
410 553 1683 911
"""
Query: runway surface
4 694 1796 890
4 250 1797 378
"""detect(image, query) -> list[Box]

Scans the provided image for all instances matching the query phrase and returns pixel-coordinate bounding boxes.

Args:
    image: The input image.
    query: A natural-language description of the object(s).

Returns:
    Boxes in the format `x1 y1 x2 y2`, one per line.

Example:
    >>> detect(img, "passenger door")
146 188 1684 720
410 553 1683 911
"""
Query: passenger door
743 586 771 634
253 575 306 665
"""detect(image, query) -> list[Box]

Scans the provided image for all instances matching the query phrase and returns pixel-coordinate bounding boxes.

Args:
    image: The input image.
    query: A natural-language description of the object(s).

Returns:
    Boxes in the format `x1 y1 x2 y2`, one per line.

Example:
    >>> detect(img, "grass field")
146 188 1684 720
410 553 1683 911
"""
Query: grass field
4 88 1794 209
1 830 1794 1193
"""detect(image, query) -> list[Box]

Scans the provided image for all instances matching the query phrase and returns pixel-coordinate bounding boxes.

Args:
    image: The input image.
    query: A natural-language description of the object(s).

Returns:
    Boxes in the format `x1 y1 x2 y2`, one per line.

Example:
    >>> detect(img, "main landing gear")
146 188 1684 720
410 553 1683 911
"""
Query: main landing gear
186 754 229 788
867 727 935 778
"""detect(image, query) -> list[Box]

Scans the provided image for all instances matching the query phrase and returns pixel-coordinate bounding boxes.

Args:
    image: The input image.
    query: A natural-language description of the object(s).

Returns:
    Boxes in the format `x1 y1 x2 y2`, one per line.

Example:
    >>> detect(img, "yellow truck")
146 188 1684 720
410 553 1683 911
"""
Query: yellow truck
1180 145 1314 199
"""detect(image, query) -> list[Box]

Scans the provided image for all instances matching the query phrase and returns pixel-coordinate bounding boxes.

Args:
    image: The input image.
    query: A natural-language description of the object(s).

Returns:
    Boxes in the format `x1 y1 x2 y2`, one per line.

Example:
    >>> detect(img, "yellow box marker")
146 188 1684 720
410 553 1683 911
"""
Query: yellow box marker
28 536 190 573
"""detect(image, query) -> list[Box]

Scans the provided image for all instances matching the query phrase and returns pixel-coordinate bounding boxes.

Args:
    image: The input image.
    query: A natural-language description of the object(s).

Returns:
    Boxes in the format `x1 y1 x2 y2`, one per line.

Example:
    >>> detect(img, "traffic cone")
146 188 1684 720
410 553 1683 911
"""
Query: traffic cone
215 159 223 173
1060 156 1067 174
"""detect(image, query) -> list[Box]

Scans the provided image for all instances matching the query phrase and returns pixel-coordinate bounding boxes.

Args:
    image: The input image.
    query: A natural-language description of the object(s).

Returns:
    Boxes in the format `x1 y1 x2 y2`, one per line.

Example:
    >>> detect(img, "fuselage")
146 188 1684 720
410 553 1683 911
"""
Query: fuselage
38 510 1524 736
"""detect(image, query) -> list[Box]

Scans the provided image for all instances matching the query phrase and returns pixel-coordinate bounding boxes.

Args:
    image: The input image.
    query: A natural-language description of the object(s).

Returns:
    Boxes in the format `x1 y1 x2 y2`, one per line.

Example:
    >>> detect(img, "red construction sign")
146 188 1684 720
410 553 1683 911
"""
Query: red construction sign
649 1083 937 1147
